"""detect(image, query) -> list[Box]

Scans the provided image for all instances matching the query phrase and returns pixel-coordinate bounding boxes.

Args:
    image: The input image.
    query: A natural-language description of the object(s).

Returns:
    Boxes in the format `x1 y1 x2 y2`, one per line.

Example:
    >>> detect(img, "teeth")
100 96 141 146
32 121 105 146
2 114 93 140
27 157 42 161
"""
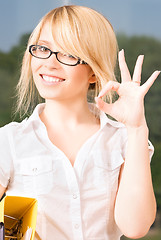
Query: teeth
42 75 64 82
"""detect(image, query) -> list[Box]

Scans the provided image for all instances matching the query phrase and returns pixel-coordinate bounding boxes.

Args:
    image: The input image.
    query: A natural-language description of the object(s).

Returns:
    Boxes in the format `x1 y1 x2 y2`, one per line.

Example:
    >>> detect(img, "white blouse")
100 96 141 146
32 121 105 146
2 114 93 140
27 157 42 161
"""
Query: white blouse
0 104 154 240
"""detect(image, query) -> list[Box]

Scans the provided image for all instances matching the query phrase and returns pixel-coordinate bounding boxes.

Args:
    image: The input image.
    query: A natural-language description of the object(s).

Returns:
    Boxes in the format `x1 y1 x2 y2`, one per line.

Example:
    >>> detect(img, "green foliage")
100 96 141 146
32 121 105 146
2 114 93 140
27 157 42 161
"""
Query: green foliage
0 33 31 125
19 33 31 47
121 230 161 240
0 69 14 125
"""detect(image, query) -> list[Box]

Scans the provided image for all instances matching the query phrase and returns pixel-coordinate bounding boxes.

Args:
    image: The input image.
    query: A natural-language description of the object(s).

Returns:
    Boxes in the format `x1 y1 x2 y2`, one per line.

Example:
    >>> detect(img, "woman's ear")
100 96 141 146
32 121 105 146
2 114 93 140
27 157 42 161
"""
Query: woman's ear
89 73 97 84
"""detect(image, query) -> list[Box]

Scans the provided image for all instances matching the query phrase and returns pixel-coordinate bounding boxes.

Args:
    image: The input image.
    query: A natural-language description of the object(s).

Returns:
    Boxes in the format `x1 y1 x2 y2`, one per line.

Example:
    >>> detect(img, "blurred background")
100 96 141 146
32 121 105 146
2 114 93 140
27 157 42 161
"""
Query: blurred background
0 0 161 239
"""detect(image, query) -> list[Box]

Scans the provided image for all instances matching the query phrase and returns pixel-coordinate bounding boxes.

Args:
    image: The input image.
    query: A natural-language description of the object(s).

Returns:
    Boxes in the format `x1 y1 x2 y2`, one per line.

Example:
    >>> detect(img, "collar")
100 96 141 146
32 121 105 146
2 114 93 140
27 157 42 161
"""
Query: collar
88 103 125 129
22 103 125 132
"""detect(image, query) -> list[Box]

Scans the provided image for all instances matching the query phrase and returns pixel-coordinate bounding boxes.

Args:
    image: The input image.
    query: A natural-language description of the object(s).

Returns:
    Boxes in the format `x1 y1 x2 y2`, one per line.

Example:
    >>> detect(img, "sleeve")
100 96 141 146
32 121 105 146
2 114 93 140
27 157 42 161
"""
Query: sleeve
148 140 154 160
0 125 13 188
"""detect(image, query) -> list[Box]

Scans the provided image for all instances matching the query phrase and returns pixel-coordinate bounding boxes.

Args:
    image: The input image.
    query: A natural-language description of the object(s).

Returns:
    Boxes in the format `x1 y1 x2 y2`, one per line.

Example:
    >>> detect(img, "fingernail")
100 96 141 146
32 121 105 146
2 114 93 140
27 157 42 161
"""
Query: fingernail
119 49 124 54
139 55 144 59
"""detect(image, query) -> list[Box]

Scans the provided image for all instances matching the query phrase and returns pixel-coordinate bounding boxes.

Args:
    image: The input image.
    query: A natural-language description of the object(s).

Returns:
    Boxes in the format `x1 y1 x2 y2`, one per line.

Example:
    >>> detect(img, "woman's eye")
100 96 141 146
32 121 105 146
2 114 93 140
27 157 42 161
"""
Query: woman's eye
68 55 75 59
38 46 48 52
62 53 76 59
32 46 37 51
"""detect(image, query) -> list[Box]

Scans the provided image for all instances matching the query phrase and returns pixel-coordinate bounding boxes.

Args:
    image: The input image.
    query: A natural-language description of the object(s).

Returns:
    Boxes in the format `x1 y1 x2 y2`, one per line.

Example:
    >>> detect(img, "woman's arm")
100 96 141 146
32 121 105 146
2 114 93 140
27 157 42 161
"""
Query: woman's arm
114 123 156 238
95 50 160 238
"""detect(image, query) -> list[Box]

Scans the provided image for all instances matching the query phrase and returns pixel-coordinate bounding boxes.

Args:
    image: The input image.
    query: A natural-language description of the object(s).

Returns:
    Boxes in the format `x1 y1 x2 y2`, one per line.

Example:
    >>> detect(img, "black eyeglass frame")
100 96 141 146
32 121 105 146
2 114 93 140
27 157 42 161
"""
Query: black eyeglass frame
29 45 88 66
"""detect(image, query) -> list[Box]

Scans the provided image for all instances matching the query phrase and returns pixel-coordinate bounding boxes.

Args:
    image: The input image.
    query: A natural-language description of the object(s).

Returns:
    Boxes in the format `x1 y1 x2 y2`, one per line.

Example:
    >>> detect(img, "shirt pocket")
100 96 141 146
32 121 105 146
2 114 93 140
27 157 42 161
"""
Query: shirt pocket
92 150 124 192
16 156 55 195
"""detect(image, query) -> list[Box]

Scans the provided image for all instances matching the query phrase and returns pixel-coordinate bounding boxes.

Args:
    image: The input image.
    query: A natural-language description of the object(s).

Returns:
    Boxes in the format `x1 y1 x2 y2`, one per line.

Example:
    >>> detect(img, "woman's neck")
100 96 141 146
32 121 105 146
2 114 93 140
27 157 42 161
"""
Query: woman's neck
40 98 97 130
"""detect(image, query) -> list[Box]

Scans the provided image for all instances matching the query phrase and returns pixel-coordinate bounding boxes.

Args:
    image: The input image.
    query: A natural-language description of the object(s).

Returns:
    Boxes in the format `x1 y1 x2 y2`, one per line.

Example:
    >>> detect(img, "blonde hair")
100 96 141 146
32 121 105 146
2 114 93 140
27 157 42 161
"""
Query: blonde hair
15 5 118 117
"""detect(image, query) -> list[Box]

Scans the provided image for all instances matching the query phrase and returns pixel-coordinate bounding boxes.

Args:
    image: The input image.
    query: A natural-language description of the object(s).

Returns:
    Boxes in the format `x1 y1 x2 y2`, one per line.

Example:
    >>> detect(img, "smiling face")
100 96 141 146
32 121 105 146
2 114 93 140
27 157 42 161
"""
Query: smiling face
31 22 95 103
16 6 118 116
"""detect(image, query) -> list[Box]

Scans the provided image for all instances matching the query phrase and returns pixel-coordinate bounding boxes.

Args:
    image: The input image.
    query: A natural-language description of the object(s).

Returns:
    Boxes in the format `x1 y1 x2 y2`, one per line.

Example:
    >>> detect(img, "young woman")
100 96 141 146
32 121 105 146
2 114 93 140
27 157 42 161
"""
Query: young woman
0 5 160 240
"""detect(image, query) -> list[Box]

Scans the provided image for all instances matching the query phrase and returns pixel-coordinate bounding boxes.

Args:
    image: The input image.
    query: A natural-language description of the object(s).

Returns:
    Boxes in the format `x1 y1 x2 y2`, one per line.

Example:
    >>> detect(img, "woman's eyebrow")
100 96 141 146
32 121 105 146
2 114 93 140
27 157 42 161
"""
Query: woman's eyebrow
37 40 61 52
37 40 64 53
37 40 51 46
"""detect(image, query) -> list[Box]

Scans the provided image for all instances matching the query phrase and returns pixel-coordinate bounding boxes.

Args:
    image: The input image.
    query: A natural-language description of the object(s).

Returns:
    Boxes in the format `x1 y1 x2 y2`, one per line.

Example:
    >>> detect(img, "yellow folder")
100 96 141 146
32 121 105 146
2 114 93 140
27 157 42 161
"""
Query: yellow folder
0 195 37 240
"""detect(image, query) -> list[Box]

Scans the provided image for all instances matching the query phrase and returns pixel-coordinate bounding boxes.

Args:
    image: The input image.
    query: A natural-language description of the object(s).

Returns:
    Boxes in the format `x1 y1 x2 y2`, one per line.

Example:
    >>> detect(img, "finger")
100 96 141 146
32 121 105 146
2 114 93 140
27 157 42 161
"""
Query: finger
95 97 113 115
141 70 160 94
119 49 131 83
132 55 144 84
98 81 120 98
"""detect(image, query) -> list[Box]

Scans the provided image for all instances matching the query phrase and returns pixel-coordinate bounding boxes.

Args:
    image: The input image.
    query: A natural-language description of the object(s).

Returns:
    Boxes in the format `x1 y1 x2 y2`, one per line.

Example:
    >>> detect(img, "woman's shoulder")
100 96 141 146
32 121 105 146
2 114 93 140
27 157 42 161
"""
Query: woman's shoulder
0 119 28 139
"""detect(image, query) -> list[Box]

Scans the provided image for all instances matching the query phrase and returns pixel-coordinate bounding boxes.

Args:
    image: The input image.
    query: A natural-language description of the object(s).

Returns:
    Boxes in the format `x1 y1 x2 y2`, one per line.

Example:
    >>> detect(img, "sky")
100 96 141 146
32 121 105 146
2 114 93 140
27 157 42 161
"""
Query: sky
0 0 161 52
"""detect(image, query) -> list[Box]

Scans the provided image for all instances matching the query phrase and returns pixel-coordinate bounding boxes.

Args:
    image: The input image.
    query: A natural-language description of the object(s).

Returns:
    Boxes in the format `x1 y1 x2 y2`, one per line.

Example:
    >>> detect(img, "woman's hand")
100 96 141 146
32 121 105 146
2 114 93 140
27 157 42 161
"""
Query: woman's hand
0 184 6 200
95 49 160 128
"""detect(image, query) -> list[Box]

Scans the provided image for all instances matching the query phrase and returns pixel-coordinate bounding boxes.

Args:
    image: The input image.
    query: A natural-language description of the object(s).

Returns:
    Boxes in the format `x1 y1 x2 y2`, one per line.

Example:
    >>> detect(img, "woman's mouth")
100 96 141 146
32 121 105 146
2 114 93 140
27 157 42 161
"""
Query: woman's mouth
41 74 65 84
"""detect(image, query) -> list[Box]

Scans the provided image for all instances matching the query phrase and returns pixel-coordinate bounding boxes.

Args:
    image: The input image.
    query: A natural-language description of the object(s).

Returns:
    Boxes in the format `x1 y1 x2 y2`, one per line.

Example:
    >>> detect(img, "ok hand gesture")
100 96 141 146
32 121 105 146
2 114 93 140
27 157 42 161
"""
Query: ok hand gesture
95 50 160 128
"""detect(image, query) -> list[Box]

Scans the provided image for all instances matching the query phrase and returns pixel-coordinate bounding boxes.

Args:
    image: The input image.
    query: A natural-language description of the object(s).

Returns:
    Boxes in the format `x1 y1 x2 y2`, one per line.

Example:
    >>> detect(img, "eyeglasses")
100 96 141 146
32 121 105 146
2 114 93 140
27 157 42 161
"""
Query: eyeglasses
29 45 88 66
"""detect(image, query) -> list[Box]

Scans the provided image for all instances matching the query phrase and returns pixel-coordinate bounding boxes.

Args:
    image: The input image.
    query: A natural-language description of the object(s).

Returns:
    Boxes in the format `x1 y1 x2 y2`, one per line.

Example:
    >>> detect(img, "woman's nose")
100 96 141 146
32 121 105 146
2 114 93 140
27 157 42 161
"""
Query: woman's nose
44 53 61 69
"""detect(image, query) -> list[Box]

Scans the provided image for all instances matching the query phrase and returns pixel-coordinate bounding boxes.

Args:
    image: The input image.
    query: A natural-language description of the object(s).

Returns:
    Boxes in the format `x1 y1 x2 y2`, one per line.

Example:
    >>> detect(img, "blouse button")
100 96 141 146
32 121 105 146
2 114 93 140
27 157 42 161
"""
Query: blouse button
74 224 79 229
32 168 38 172
73 194 77 199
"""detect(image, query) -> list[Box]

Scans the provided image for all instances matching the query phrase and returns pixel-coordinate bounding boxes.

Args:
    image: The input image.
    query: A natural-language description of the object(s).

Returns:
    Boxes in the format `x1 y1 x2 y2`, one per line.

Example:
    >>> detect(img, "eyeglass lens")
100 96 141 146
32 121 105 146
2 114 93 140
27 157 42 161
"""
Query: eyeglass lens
30 45 79 66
